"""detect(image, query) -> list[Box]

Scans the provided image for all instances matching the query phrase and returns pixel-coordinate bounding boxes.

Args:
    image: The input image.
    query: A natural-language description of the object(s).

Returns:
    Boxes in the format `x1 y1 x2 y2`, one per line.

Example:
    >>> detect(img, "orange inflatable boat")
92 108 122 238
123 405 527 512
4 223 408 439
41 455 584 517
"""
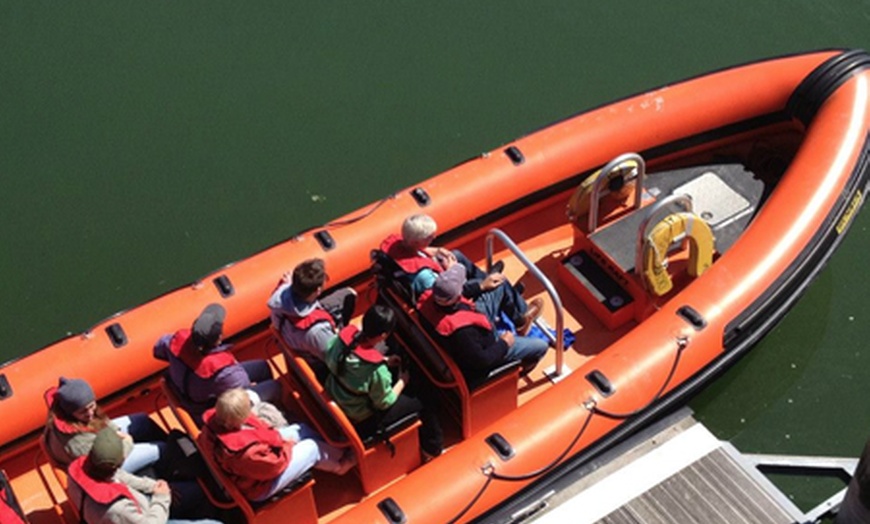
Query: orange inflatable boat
2 48 868 524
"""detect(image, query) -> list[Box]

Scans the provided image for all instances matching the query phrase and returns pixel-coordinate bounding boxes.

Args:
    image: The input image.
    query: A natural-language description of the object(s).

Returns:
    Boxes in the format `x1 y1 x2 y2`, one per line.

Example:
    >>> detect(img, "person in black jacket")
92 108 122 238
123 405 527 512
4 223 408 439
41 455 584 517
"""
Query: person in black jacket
417 264 547 381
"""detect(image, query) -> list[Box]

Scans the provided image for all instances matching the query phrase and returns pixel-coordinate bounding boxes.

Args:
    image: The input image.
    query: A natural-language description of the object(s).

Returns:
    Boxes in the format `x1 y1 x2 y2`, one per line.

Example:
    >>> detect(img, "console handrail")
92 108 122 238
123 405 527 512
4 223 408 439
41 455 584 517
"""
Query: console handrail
485 228 566 377
588 152 646 233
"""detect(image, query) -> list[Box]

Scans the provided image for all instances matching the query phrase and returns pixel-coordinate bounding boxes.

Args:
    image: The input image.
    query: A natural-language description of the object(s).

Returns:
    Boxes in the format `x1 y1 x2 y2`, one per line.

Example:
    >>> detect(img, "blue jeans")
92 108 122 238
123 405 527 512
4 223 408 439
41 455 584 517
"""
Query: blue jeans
505 334 549 362
253 439 320 502
113 413 167 473
240 359 285 409
278 422 347 475
473 277 548 364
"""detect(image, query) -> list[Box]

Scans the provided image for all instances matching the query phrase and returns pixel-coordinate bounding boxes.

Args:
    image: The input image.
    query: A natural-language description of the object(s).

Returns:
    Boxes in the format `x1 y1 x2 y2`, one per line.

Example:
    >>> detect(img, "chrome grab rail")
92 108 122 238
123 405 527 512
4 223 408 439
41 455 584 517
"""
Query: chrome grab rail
485 228 566 377
633 193 694 283
588 152 646 233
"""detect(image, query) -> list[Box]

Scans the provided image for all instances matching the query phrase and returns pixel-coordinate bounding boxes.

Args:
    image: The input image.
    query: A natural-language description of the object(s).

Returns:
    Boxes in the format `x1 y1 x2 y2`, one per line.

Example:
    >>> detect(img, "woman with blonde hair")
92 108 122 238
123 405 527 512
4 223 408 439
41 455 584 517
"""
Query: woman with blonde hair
199 388 352 502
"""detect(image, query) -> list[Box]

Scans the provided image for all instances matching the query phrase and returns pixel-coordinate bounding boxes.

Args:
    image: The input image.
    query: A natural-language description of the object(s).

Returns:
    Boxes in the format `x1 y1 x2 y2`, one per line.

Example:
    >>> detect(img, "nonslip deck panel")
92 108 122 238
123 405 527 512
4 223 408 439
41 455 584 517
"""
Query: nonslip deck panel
589 163 763 273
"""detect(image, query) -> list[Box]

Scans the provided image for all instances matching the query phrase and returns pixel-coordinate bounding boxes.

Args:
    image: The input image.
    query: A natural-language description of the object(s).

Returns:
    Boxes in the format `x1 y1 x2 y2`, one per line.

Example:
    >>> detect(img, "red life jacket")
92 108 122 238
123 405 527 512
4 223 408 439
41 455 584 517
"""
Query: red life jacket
417 289 492 336
338 325 384 364
168 329 237 379
0 473 26 524
201 409 291 500
381 234 443 275
282 307 336 332
0 490 24 524
203 410 286 453
67 456 140 513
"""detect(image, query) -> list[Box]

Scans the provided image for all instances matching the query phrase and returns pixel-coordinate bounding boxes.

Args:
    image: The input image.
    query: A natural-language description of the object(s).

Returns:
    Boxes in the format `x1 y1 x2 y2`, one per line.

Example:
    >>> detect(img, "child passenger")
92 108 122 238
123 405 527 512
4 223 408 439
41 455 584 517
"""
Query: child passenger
324 304 443 459
198 388 353 503
43 377 167 473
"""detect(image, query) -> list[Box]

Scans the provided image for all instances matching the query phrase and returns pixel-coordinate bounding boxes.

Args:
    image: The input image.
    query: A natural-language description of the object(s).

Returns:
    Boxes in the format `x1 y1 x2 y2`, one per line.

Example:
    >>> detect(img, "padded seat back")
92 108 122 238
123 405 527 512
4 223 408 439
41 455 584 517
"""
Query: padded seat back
272 328 422 494
372 259 521 439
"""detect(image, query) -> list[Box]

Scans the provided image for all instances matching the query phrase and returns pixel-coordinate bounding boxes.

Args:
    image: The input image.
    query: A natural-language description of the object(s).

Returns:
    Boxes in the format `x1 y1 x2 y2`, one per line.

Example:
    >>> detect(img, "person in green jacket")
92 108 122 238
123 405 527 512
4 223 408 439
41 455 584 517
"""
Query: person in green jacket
324 304 442 459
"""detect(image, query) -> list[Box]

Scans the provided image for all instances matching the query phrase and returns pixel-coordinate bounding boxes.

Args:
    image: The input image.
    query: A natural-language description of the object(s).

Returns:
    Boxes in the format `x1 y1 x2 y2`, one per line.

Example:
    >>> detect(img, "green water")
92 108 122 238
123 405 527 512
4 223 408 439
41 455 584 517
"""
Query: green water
3 0 870 514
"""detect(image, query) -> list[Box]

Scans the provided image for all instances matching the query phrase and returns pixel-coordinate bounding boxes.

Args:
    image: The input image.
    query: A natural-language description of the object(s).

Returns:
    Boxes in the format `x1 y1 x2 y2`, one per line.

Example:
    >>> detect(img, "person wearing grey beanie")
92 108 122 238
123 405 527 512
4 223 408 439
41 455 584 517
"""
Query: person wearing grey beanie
54 377 96 419
153 303 284 424
43 376 168 475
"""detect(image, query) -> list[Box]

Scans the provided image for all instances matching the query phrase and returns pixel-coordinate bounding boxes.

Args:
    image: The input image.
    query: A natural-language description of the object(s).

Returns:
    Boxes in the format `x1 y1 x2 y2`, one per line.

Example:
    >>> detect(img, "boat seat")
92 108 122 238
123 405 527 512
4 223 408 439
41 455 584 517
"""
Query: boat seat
160 377 318 524
376 281 520 439
38 389 80 521
271 328 422 494
35 440 78 522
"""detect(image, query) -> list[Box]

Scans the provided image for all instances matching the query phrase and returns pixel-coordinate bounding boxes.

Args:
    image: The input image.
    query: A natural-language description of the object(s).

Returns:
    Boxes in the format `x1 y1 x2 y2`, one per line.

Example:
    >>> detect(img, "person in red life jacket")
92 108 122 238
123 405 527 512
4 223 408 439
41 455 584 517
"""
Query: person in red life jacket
67 427 222 524
198 388 353 503
267 258 357 381
43 377 168 474
324 304 443 460
153 303 282 423
417 264 548 381
380 213 522 304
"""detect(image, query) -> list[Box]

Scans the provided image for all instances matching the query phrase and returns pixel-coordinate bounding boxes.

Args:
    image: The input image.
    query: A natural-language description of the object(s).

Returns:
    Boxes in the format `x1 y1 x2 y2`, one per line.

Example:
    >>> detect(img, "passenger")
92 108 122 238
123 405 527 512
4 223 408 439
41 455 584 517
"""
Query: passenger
154 303 282 423
198 388 353 503
267 258 357 380
417 264 548 380
380 213 520 303
66 427 222 524
43 377 168 474
324 304 443 460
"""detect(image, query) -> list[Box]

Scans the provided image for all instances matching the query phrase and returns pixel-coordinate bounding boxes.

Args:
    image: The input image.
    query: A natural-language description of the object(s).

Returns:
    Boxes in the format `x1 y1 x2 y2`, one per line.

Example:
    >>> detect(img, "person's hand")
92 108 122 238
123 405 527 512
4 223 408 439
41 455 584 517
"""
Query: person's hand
153 480 171 495
399 369 411 385
434 249 457 269
481 273 506 291
280 271 293 284
499 330 515 347
386 355 402 368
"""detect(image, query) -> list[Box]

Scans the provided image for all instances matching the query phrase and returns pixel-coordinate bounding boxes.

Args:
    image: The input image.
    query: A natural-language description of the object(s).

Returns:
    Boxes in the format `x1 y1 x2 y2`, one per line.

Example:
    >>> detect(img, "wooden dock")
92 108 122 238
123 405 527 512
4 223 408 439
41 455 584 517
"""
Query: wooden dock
487 409 855 524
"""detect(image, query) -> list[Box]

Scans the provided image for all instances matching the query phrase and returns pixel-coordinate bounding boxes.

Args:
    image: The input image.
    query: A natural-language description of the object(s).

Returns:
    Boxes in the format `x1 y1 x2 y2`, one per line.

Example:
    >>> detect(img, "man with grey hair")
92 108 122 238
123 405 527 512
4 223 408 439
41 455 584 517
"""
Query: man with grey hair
380 213 513 300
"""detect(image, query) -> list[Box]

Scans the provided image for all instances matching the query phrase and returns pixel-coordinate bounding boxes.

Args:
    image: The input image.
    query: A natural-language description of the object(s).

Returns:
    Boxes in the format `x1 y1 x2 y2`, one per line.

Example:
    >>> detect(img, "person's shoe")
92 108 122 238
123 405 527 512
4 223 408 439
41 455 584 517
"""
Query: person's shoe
488 260 505 274
517 298 543 335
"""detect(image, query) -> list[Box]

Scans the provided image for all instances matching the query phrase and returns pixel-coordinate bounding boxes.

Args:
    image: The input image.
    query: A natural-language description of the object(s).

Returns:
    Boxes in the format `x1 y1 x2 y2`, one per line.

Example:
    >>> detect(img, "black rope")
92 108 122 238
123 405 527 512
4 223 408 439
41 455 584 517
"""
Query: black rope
443 337 689 521
323 195 395 228
445 471 495 524
591 339 687 420
490 408 595 482
444 406 595 522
